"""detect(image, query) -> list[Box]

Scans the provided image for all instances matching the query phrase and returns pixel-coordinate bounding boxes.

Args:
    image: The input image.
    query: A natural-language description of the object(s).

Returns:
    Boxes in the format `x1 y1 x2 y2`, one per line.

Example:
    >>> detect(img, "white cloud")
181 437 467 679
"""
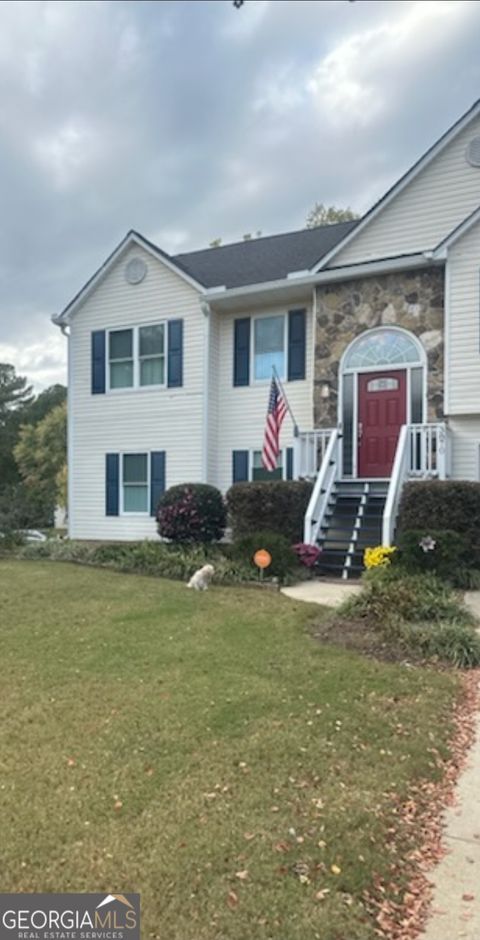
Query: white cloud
0 333 66 390
308 0 472 128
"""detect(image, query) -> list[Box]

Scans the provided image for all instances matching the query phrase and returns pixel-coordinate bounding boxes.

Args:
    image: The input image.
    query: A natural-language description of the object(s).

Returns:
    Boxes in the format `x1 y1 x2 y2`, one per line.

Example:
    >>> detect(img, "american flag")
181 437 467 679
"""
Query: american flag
261 376 288 471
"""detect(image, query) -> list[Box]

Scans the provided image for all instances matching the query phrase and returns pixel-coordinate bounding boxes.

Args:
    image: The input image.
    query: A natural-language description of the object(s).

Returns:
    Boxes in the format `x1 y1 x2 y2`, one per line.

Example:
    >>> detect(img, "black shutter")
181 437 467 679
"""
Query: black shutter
233 317 250 386
91 330 106 394
105 453 119 516
232 450 249 483
168 319 183 388
287 309 306 381
150 451 166 516
286 447 294 480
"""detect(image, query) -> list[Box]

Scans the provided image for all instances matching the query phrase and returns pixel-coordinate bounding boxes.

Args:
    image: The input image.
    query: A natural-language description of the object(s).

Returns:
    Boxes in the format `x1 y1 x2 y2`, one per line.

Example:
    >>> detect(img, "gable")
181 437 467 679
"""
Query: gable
54 232 202 324
327 108 480 267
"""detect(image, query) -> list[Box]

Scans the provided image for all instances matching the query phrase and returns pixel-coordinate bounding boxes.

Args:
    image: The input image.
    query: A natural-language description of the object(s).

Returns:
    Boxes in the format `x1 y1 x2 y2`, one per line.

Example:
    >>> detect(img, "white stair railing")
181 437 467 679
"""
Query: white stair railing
304 428 340 545
382 422 449 546
294 428 335 479
382 425 409 547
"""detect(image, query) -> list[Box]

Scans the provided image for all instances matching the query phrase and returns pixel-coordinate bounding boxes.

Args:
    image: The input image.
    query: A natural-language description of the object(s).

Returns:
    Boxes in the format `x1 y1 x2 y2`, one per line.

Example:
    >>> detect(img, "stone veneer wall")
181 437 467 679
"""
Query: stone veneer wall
314 267 445 428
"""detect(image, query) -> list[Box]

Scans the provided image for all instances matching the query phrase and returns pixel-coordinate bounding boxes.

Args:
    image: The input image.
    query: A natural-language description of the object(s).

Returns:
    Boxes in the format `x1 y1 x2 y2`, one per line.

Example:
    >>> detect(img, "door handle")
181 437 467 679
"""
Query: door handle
358 422 363 442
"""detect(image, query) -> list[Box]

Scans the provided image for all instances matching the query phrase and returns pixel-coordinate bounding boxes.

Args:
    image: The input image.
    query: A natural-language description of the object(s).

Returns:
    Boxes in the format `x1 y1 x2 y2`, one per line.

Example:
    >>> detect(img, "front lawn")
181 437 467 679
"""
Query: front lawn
0 561 460 939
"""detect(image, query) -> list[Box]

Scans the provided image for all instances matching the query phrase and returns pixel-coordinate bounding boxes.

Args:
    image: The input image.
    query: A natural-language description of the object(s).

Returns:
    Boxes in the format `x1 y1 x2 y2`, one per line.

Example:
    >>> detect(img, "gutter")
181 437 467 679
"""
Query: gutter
203 252 438 306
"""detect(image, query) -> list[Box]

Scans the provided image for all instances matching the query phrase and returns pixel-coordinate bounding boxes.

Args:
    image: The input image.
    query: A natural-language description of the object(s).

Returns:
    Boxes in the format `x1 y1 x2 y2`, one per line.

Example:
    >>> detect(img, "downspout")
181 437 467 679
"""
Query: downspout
200 301 211 484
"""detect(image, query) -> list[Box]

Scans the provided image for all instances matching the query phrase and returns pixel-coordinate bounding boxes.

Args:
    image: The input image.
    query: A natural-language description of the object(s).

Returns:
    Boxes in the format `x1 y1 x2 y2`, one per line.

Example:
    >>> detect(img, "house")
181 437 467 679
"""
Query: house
53 98 480 577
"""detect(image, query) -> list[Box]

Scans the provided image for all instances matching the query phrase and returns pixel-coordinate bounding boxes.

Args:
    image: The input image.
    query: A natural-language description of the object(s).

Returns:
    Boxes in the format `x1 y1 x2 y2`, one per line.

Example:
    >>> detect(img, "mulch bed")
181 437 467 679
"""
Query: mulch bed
311 613 421 664
365 670 479 939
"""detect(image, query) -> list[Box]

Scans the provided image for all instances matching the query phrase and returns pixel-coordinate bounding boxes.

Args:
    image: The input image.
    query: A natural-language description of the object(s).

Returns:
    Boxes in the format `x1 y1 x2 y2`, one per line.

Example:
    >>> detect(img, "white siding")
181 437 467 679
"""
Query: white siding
214 302 314 493
69 243 204 540
449 417 480 481
332 115 480 265
446 222 480 415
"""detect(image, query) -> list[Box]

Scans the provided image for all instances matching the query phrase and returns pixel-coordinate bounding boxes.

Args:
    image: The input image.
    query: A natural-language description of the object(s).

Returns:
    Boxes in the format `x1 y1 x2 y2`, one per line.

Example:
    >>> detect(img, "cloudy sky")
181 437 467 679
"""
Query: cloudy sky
0 0 479 389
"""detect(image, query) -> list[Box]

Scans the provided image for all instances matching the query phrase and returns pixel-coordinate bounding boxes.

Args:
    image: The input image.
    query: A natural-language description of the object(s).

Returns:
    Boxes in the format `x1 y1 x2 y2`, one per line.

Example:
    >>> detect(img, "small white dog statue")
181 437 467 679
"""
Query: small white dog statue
187 563 215 591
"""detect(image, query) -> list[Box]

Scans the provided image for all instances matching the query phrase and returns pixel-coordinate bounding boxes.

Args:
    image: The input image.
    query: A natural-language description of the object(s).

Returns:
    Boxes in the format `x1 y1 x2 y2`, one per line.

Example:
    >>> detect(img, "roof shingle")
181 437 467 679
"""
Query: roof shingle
172 220 358 289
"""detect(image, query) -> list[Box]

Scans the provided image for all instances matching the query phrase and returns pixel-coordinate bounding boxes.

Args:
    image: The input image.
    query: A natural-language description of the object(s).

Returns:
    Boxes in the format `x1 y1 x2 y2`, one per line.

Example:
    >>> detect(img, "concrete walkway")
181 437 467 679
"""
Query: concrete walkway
281 579 361 608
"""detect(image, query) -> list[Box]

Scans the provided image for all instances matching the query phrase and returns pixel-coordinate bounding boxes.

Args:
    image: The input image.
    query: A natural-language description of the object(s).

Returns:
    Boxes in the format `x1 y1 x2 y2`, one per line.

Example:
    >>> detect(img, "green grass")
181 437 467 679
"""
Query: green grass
0 561 460 940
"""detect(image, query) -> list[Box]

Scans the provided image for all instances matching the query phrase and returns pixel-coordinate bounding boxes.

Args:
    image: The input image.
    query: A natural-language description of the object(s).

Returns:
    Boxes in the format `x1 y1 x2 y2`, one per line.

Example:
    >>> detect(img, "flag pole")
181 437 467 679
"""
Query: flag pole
272 364 299 436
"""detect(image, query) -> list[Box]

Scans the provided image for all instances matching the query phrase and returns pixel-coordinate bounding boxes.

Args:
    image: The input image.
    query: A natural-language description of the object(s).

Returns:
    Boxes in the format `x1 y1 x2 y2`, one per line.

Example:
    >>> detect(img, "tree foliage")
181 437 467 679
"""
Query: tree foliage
20 384 66 426
0 363 34 484
305 203 359 228
14 401 67 517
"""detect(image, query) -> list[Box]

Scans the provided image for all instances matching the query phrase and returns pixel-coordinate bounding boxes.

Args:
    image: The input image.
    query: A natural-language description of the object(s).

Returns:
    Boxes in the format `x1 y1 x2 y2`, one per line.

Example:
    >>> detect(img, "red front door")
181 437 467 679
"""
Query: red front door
358 370 407 477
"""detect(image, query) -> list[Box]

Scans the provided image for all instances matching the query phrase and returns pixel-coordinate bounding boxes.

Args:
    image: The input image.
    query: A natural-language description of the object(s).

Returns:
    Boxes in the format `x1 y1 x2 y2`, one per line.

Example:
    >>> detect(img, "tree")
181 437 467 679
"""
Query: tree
14 401 67 522
21 384 66 426
305 203 359 228
0 363 33 484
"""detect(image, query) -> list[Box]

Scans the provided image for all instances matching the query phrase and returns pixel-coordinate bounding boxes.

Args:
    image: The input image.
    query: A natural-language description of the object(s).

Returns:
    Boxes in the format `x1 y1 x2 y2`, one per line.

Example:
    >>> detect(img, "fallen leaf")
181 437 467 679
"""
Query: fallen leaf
235 870 249 881
227 890 238 910
113 800 123 811
331 864 341 875
315 888 330 901
243 832 256 841
462 894 475 902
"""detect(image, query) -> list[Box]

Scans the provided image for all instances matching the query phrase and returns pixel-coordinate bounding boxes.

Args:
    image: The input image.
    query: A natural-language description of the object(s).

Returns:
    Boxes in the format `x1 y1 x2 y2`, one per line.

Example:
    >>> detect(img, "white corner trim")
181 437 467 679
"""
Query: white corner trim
444 258 451 415
201 301 211 483
312 100 480 273
66 327 74 538
52 231 205 326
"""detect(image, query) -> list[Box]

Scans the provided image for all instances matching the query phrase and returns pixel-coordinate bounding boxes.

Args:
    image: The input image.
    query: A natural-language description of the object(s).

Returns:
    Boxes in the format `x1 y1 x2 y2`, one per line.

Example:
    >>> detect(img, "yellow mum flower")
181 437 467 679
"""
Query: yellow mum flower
363 545 396 569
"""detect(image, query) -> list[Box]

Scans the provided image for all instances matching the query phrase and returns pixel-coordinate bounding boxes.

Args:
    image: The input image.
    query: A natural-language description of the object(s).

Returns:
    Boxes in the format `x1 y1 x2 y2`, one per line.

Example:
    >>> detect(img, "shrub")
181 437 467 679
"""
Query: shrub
226 481 313 542
398 481 480 565
341 568 471 626
16 538 253 585
231 531 297 580
292 543 322 568
396 529 469 579
399 621 480 669
157 484 226 544
337 568 480 667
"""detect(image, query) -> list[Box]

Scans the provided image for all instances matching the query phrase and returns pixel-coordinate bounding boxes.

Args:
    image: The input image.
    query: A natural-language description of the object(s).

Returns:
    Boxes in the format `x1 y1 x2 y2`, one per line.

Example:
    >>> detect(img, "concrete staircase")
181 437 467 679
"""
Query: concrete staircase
316 481 389 580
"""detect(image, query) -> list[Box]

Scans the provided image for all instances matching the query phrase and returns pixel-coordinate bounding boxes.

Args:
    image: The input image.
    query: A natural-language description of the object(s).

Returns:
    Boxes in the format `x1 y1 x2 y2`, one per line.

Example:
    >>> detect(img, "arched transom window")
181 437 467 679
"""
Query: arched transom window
344 328 422 370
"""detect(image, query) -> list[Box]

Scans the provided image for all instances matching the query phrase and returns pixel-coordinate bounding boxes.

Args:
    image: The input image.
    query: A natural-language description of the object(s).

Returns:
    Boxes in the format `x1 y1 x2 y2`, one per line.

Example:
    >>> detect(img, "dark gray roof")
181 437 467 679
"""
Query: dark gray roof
171 220 358 289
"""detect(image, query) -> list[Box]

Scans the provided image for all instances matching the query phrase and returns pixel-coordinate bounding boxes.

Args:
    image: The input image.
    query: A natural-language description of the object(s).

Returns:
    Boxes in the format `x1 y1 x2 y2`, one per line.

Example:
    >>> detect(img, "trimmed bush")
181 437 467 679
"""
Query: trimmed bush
231 530 297 580
157 483 226 543
398 481 480 565
396 529 469 579
226 481 313 542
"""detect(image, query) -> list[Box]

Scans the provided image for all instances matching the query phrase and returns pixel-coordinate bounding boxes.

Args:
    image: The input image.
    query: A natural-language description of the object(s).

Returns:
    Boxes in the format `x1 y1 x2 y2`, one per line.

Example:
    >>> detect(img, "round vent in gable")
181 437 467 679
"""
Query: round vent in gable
466 137 480 167
125 257 147 284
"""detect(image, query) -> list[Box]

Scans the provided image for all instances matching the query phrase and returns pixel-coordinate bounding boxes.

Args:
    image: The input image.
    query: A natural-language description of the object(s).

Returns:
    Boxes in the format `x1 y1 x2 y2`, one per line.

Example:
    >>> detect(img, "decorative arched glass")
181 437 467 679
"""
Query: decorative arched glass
344 329 421 369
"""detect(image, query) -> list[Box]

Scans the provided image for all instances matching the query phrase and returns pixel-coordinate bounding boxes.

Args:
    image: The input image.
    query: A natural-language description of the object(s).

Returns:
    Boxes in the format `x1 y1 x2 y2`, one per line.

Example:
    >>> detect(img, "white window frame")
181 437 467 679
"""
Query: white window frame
251 312 288 385
107 322 167 393
120 451 150 516
249 447 288 481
